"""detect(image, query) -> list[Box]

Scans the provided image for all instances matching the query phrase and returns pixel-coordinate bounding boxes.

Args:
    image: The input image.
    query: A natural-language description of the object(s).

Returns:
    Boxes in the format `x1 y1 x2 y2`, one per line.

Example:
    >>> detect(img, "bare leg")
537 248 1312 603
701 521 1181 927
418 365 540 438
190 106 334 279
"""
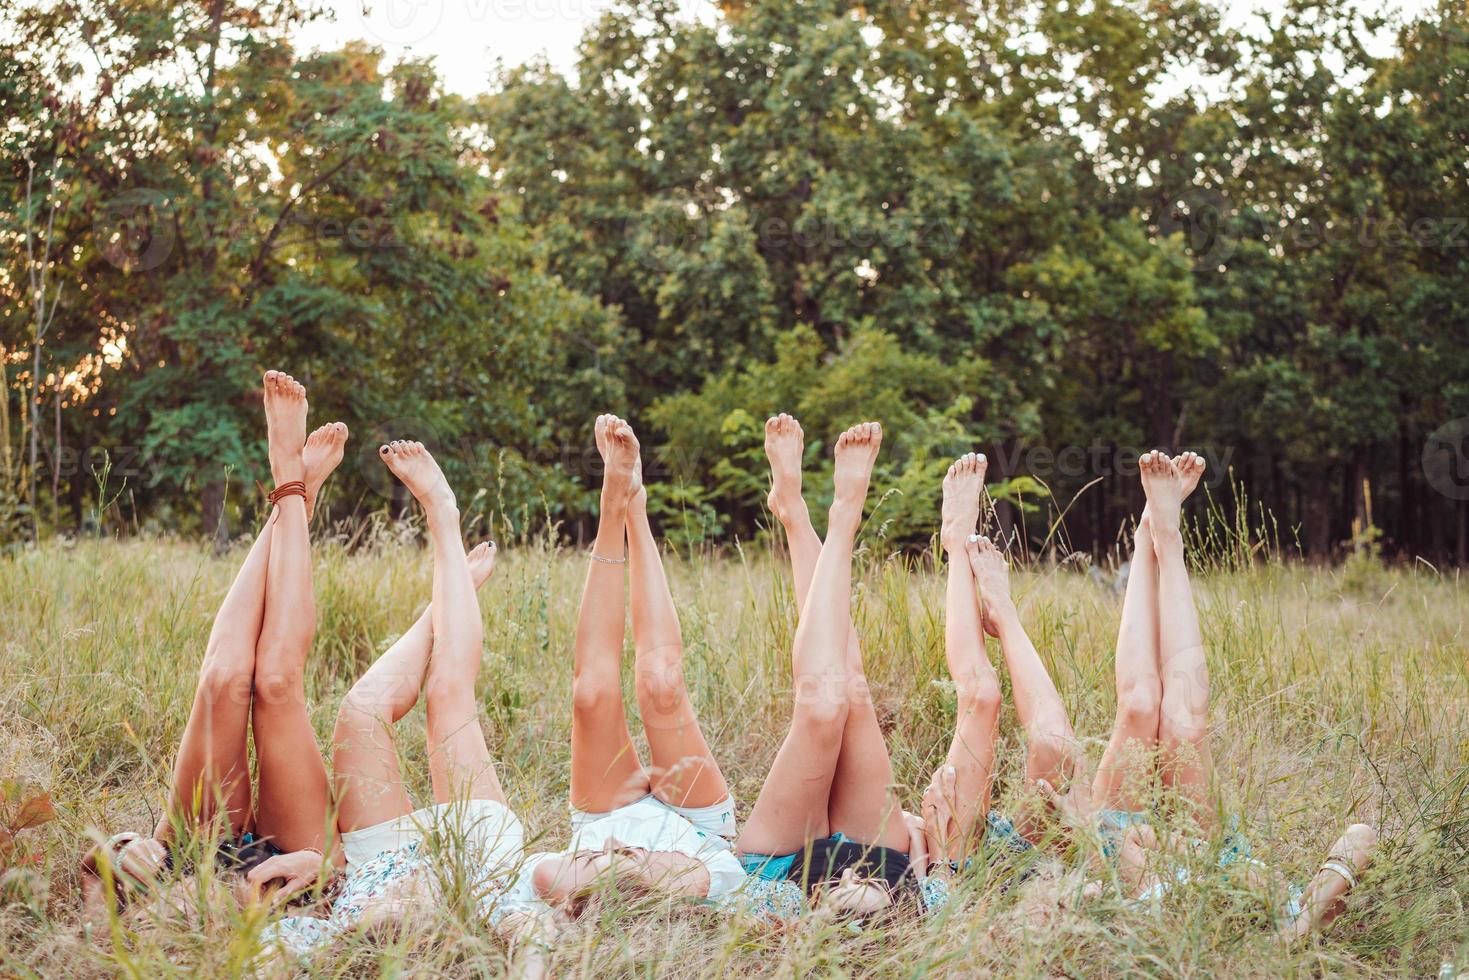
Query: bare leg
333 543 498 832
251 373 333 853
739 422 880 857
380 440 505 804
568 415 650 813
764 415 907 851
969 532 1076 790
1142 451 1213 822
1285 823 1376 940
922 456 1003 859
156 524 268 843
1092 511 1163 811
626 442 728 809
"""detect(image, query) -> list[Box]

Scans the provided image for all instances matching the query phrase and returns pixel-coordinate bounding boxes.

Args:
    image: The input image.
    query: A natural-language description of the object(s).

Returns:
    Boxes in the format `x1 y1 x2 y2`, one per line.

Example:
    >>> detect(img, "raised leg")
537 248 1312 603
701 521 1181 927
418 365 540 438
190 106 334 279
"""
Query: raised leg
1144 451 1213 822
1092 509 1164 811
921 456 1004 859
738 422 880 857
250 373 334 853
156 521 268 844
969 529 1076 790
626 449 728 809
334 542 498 832
765 415 907 851
380 440 505 804
568 415 649 813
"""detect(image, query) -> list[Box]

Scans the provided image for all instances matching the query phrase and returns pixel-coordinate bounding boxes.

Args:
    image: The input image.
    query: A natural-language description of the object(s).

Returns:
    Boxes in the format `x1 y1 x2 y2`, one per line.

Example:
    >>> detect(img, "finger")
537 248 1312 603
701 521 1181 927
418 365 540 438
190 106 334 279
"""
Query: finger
1036 778 1062 808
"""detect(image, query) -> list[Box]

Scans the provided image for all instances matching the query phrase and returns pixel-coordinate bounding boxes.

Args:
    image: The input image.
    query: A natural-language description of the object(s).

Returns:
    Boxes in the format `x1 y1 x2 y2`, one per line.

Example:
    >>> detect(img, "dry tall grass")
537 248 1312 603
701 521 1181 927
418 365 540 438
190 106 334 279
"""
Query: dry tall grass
1 529 1465 977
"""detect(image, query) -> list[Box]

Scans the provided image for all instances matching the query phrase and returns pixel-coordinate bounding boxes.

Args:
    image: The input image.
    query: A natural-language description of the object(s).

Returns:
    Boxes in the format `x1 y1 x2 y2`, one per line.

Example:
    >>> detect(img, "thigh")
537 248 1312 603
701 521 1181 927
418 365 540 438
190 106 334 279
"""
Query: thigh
826 667 907 851
425 685 510 806
252 698 332 852
165 670 254 837
571 704 650 814
637 658 729 810
737 722 839 858
332 702 416 833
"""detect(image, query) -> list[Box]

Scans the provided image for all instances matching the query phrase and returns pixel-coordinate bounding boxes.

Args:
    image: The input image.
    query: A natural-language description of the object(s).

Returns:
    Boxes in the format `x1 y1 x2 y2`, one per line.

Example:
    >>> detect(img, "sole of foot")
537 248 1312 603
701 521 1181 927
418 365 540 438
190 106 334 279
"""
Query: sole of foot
467 540 498 588
832 421 882 516
597 414 641 506
1173 451 1206 501
262 370 308 485
764 413 805 521
379 440 456 517
941 451 988 553
1138 450 1184 538
965 533 1010 636
304 422 349 518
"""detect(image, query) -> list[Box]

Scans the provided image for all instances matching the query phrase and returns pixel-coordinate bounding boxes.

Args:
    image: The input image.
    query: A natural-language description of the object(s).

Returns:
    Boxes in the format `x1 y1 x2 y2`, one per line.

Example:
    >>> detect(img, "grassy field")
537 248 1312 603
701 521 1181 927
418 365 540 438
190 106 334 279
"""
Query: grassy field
1 529 1466 977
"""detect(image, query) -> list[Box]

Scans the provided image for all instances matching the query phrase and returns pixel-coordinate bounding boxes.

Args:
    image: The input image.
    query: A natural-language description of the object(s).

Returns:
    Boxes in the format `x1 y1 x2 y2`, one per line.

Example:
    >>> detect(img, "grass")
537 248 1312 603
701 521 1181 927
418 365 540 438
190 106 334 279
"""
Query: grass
0 526 1466 977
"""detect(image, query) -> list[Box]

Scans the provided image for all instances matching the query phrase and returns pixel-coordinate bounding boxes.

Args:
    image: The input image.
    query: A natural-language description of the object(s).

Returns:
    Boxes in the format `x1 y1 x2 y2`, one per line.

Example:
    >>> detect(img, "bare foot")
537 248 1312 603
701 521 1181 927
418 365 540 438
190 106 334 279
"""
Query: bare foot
596 414 640 509
304 421 349 519
1137 450 1185 538
379 440 456 520
764 413 806 523
832 422 881 518
466 540 498 588
1172 451 1207 501
965 534 1011 637
941 452 987 554
262 370 308 485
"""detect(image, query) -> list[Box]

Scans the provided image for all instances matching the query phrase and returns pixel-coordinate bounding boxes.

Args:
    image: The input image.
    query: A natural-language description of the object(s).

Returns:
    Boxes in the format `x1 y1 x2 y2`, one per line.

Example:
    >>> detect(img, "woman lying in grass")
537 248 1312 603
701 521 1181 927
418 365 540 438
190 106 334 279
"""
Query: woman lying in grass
81 372 346 919
957 449 1377 939
261 439 540 964
489 415 744 938
728 419 949 920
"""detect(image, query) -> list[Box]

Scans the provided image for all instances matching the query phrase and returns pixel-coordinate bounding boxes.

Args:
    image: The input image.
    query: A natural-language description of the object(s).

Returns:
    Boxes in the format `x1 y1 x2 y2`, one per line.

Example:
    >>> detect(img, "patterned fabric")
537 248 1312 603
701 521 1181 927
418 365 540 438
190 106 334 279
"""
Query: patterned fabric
919 874 952 912
264 834 528 957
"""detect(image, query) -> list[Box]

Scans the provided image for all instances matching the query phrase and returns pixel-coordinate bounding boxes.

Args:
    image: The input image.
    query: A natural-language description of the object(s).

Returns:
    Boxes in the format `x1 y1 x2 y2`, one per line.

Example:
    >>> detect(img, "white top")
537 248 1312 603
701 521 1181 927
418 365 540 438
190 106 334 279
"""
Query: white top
497 797 747 919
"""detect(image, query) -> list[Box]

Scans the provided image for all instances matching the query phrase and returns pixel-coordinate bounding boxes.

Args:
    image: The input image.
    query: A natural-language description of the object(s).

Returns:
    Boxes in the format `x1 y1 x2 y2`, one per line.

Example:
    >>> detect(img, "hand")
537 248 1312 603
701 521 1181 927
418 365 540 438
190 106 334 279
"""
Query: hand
1036 766 1096 833
902 810 930 879
921 764 962 863
243 849 328 907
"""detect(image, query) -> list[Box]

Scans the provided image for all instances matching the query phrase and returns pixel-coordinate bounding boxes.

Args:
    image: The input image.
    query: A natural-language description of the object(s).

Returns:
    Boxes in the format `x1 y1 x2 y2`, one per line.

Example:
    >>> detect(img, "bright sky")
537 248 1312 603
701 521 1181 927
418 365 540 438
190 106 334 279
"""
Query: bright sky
292 0 1434 97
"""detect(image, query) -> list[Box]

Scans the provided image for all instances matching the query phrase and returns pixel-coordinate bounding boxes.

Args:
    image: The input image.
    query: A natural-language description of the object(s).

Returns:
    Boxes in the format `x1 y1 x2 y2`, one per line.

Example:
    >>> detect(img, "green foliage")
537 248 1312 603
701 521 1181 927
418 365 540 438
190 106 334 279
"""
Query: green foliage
1 0 1466 562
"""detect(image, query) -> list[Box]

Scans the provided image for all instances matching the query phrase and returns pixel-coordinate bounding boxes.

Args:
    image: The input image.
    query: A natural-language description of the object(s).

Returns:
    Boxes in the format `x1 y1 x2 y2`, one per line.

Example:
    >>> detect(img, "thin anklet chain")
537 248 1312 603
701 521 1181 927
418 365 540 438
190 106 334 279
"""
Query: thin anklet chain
591 551 626 565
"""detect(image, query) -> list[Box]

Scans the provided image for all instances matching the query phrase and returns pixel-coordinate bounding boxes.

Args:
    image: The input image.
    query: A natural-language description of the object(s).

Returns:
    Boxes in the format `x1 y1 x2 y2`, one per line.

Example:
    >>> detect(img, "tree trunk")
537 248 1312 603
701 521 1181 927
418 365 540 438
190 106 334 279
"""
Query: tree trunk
1306 466 1333 562
1458 499 1467 567
1351 447 1370 547
201 479 229 553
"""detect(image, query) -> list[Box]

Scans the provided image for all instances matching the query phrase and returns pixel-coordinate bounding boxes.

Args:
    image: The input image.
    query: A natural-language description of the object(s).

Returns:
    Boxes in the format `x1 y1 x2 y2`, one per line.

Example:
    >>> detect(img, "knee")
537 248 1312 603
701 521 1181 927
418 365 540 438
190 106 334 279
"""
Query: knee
196 660 253 708
1116 678 1162 736
338 684 393 730
792 694 848 751
634 656 686 711
572 672 621 716
955 673 1002 724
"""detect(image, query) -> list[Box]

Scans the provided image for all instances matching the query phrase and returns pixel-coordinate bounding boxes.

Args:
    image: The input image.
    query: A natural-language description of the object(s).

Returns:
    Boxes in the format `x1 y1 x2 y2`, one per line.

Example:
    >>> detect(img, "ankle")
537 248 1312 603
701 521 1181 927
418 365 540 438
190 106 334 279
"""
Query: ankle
984 595 1018 624
827 500 863 534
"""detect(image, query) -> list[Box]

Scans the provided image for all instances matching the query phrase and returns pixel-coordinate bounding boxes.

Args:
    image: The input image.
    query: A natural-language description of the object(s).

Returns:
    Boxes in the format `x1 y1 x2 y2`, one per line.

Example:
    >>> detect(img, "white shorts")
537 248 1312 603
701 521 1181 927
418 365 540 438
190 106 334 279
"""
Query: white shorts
341 799 524 874
570 794 737 843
